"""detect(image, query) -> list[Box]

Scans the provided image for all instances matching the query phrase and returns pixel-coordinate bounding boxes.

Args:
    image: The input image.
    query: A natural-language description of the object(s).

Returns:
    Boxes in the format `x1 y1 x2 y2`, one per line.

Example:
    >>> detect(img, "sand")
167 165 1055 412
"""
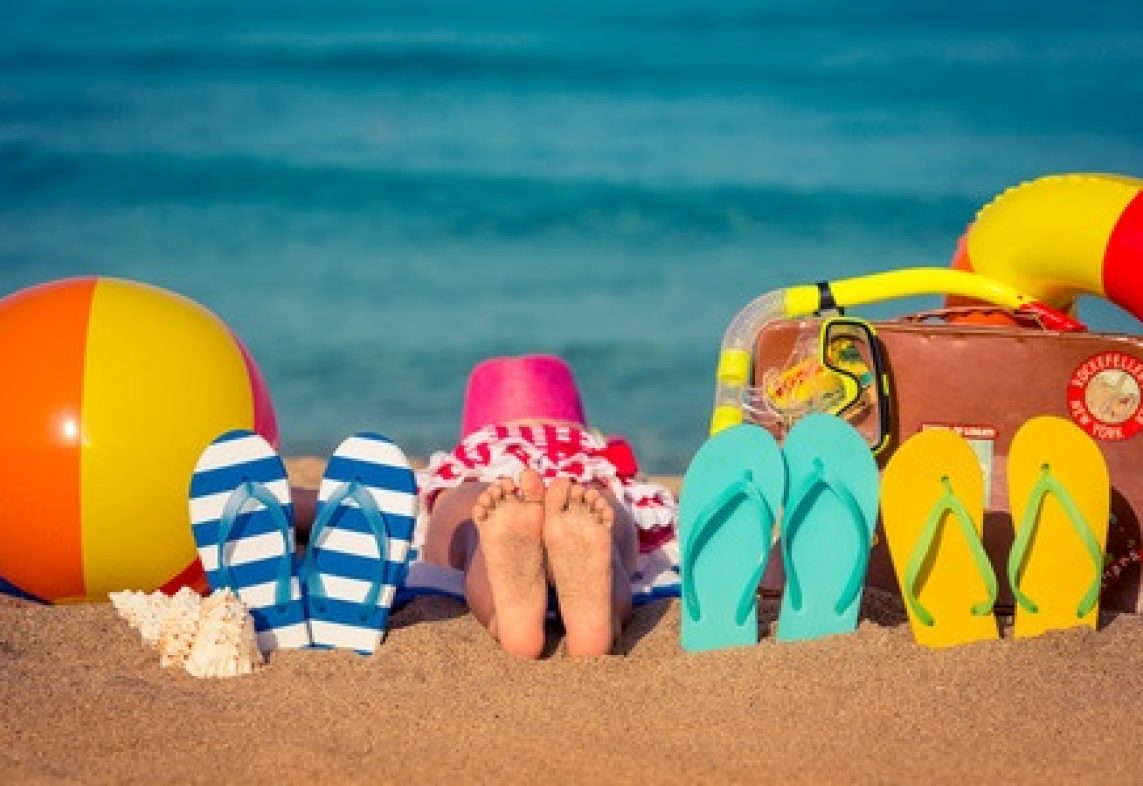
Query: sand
4 461 1143 784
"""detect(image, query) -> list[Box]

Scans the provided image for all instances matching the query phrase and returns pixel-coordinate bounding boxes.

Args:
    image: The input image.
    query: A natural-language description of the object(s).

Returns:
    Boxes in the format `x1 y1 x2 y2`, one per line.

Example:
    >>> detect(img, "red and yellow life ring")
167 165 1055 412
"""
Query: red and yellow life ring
952 173 1143 321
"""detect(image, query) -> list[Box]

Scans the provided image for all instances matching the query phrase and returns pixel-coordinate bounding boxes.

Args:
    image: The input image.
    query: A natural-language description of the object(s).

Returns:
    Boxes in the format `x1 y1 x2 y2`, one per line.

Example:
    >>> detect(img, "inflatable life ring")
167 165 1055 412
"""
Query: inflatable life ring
952 173 1143 320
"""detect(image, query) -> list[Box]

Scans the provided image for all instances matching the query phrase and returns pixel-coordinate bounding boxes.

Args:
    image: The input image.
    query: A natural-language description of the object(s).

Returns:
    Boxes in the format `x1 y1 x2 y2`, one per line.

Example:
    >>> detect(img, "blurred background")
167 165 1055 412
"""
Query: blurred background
3 0 1143 472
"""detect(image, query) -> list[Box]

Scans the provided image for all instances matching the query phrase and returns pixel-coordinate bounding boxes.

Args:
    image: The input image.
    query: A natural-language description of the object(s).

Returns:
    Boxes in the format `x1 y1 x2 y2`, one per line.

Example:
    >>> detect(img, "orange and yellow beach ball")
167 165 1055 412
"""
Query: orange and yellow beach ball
0 277 278 603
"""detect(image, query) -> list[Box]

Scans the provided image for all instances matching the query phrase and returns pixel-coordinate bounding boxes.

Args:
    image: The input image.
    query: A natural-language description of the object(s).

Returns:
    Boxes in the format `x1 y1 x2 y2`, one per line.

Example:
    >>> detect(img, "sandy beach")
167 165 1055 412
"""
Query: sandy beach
4 460 1143 784
6 1 1143 781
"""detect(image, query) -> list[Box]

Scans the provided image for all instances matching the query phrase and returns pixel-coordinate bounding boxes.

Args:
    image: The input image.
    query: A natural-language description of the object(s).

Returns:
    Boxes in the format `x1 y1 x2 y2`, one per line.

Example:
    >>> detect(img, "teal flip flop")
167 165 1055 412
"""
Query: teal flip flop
776 414 879 643
679 424 786 652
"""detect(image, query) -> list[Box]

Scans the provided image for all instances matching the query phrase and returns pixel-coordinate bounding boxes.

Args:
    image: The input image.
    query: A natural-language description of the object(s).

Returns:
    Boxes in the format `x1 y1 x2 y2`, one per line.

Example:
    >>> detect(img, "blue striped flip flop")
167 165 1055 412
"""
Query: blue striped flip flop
302 432 418 654
188 430 311 653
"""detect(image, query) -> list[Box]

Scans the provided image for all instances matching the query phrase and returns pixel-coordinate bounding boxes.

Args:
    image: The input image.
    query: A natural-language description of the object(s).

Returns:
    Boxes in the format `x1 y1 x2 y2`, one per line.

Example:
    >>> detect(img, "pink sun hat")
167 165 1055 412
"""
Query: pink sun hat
460 354 587 438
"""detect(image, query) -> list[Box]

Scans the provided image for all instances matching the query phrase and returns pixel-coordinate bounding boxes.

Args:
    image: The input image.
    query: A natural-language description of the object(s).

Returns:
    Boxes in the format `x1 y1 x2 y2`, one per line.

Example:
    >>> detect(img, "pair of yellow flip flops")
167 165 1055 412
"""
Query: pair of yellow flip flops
882 416 1110 649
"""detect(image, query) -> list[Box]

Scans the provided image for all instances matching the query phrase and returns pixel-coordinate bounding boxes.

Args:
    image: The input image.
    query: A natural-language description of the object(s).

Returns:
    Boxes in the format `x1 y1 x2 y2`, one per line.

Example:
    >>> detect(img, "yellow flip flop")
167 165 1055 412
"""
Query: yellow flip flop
1007 416 1110 639
882 429 999 648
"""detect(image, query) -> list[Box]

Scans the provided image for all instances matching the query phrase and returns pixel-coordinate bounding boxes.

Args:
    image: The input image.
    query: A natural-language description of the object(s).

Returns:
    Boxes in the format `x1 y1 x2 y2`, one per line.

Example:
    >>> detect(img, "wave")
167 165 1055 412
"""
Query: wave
4 18 1143 92
0 41 573 81
4 37 1142 143
0 143 976 241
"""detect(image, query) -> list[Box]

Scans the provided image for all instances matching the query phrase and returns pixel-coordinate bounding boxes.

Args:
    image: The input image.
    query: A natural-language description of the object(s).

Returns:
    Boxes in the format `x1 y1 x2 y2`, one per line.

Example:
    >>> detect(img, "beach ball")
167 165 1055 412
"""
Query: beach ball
0 277 278 603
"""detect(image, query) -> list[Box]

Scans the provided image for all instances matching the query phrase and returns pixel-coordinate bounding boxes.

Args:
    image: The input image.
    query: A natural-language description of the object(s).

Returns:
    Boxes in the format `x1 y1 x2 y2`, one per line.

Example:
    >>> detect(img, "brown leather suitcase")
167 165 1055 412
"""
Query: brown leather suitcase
752 310 1143 612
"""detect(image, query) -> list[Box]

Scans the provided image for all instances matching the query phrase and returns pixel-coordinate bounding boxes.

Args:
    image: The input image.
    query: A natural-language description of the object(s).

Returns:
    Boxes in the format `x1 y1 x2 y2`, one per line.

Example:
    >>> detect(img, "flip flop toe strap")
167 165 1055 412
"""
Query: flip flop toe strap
683 469 776 625
1007 465 1104 618
218 480 295 612
303 481 391 621
782 458 871 615
904 477 997 627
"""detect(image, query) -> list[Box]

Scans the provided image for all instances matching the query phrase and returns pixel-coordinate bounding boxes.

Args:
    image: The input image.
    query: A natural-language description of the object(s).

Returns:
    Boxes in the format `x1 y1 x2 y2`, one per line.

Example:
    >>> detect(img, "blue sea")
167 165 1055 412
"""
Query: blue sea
4 0 1143 472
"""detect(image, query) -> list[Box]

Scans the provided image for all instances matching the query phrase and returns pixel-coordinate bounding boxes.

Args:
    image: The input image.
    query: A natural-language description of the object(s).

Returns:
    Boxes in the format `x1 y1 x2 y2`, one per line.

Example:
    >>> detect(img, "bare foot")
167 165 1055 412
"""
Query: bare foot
544 479 630 657
471 469 548 658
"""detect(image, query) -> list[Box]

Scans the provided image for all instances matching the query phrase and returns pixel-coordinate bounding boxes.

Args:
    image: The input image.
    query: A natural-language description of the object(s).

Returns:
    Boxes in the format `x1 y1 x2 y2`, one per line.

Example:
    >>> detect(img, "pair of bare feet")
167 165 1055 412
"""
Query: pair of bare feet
469 468 630 659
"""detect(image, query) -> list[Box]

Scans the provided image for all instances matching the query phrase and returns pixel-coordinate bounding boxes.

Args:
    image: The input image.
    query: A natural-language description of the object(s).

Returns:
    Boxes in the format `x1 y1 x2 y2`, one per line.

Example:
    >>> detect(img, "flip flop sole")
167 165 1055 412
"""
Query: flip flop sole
305 432 418 654
777 414 879 643
679 424 785 652
1009 416 1110 639
189 429 310 652
882 429 998 648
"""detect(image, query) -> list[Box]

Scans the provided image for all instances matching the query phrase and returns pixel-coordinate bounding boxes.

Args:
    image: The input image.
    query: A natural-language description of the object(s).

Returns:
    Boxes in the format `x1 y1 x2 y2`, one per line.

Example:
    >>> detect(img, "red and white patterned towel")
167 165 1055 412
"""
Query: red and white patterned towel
419 422 676 553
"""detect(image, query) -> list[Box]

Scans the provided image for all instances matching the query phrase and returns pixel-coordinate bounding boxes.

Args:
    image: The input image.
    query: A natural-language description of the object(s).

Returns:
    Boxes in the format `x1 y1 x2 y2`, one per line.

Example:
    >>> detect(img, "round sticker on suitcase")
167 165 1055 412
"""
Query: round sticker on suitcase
1067 351 1143 440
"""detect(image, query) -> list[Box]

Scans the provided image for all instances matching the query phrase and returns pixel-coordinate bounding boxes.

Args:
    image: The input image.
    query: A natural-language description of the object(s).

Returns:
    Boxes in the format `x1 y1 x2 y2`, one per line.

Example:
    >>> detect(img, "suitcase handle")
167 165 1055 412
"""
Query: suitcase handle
897 304 1087 332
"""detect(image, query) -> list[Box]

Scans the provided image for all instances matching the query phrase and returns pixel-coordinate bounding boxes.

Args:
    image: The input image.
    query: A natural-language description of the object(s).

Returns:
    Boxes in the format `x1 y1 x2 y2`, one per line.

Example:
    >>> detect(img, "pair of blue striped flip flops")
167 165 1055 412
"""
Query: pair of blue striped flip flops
188 429 417 656
679 414 879 652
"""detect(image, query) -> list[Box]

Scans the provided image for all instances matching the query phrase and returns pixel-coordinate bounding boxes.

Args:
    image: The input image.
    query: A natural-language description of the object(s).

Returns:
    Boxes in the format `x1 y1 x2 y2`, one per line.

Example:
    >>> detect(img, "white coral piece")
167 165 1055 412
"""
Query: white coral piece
184 589 263 679
109 587 262 679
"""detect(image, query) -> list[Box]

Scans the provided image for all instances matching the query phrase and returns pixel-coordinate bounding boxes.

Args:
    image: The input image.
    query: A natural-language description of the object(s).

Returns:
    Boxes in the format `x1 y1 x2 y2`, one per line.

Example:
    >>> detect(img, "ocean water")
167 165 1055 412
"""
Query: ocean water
3 0 1143 472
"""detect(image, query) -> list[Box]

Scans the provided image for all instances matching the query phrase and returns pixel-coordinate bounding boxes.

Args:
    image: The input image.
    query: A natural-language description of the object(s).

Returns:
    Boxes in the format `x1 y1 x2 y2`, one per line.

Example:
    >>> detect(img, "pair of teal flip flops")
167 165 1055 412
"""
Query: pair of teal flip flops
679 414 880 652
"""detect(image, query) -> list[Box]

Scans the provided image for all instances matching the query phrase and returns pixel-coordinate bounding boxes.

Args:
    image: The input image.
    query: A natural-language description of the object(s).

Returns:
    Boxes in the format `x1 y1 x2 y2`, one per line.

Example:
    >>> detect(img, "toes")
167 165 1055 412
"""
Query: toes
472 501 490 524
592 497 614 524
545 476 572 515
580 487 614 524
568 483 587 506
473 481 509 523
496 476 518 496
518 468 545 503
476 485 502 509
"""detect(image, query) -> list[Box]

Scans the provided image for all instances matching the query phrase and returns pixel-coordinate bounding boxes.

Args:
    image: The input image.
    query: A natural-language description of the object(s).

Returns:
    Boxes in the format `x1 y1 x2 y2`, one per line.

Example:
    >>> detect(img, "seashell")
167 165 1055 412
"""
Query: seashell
111 586 199 648
110 588 170 647
157 590 204 668
184 589 263 679
110 587 262 679
108 588 147 628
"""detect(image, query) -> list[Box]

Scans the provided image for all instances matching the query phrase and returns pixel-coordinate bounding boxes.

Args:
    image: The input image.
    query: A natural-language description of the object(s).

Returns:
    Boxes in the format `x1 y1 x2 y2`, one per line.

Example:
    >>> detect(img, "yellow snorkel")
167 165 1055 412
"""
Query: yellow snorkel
711 267 1083 435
